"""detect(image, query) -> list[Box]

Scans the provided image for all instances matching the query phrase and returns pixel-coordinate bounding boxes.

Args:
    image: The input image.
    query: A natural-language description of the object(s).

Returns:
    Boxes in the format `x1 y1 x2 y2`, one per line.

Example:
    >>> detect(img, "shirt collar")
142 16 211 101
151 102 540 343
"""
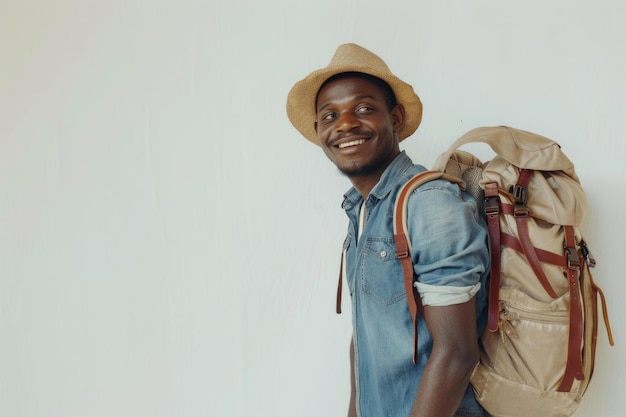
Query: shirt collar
342 151 414 211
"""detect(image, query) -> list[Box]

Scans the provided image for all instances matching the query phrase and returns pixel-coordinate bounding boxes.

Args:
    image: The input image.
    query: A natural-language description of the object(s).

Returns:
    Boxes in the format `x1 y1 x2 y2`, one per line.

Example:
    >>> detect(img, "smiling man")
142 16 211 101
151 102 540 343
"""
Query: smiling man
315 72 402 196
286 44 490 417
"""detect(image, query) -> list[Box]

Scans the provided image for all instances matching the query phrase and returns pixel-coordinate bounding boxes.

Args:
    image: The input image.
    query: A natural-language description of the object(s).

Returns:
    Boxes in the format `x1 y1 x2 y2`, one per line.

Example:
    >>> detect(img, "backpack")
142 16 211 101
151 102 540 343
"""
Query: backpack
393 126 614 417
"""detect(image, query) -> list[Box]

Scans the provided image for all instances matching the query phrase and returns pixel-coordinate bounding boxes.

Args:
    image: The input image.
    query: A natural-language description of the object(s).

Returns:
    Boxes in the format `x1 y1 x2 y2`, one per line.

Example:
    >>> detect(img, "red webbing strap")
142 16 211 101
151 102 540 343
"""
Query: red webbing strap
393 173 435 326
396 231 421 363
336 249 344 314
501 232 568 268
484 182 501 332
558 226 585 391
395 232 419 319
513 169 559 299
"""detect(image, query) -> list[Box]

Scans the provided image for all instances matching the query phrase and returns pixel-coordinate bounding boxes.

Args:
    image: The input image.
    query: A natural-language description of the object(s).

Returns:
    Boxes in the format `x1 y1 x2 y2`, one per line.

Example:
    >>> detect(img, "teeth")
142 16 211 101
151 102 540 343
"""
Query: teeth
338 139 365 149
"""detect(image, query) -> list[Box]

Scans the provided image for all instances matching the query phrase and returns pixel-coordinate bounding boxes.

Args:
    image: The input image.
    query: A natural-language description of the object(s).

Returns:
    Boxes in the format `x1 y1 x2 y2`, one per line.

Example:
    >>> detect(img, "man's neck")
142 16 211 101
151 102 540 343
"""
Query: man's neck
347 150 401 199
350 179 377 199
349 167 386 199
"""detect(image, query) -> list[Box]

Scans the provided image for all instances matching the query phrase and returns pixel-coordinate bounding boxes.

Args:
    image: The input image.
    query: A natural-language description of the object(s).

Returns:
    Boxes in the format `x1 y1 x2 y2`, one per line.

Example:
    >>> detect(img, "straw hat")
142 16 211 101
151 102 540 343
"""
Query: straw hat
286 43 422 145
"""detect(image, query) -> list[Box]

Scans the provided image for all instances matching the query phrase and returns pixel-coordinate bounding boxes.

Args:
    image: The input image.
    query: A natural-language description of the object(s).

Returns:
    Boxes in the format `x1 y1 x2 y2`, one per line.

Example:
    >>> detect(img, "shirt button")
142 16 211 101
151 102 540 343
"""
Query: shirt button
380 250 387 258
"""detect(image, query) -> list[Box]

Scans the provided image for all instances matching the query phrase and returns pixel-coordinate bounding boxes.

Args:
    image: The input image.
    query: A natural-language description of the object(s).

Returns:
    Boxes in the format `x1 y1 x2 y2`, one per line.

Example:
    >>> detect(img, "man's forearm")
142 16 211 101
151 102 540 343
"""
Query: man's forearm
410 349 476 417
410 301 480 417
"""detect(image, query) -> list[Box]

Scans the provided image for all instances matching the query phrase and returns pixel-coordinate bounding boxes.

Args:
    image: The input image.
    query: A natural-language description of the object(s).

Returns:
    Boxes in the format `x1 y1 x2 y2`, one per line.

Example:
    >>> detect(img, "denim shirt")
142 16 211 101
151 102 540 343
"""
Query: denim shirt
342 151 489 417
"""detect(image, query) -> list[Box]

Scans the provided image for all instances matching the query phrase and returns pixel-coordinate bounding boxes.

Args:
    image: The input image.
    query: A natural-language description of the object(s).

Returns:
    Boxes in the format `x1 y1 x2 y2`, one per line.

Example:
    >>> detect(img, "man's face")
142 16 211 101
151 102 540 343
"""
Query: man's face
315 75 404 179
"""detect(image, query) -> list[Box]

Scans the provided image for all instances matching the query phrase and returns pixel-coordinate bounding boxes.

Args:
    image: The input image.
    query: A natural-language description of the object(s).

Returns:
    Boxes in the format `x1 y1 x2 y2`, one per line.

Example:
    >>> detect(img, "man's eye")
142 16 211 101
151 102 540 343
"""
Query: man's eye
322 112 336 121
357 105 374 113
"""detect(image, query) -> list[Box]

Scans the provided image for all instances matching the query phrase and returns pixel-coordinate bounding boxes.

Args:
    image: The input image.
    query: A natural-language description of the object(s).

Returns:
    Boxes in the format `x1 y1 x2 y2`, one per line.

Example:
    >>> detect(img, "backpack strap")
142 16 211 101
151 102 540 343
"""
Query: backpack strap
393 170 466 363
558 225 585 391
500 232 568 267
586 262 615 348
336 249 344 314
508 170 586 391
513 169 559 299
484 182 502 332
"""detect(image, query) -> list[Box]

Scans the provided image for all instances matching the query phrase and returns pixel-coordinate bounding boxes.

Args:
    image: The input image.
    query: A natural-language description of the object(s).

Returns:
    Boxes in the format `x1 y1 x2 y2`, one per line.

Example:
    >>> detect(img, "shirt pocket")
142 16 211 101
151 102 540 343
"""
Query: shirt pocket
360 237 407 307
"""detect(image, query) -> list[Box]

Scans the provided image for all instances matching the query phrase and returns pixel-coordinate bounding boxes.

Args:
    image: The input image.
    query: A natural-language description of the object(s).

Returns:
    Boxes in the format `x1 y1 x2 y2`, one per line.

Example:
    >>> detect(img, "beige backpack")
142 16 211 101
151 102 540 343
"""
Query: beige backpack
393 126 614 417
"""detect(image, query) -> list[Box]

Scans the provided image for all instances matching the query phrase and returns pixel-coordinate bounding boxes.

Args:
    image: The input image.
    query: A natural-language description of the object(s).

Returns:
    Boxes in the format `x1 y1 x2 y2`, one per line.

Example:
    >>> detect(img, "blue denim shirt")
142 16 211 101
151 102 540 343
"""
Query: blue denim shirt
342 151 489 417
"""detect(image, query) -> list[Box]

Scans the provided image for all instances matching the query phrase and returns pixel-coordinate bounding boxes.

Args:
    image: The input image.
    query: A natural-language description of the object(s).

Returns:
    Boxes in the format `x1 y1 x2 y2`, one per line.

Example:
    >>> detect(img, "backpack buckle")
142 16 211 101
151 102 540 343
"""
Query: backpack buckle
565 246 581 270
513 184 529 217
513 184 528 205
579 240 597 268
514 204 529 217
394 233 410 259
484 195 500 215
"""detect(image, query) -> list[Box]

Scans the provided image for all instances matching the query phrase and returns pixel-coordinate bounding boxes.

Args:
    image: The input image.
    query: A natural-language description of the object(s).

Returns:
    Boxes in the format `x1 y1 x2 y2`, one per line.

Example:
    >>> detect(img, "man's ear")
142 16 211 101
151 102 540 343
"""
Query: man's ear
314 121 318 134
391 104 406 132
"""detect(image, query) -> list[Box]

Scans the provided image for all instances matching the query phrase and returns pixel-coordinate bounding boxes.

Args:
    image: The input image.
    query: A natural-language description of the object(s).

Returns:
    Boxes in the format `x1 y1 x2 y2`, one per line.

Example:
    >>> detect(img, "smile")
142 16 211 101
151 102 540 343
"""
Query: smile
337 139 366 149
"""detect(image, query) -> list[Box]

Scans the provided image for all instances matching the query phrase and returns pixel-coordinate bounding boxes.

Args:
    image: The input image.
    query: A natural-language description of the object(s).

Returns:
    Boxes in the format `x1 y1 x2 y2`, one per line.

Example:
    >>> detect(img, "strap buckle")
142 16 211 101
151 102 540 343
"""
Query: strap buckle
579 240 596 268
395 233 410 259
484 195 500 216
513 184 529 217
565 246 581 271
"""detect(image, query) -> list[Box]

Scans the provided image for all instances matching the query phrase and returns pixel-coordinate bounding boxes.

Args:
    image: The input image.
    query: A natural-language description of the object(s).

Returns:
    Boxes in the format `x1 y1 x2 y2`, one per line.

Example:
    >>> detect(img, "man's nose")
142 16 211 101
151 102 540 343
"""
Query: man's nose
335 111 361 132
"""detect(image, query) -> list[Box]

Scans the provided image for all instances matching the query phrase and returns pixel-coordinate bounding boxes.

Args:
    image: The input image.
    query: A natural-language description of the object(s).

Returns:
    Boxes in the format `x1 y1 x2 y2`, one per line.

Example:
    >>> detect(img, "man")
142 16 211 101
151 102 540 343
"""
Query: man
286 43 489 417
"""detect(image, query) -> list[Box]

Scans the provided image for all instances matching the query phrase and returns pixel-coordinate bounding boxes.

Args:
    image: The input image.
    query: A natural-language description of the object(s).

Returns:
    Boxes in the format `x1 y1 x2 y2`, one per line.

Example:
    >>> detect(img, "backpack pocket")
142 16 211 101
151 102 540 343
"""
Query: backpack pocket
470 287 581 417
471 364 581 417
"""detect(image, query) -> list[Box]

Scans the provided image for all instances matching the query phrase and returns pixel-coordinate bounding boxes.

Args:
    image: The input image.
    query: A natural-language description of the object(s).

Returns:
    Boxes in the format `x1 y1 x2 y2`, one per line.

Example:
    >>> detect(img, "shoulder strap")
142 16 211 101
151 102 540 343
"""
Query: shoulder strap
393 171 465 363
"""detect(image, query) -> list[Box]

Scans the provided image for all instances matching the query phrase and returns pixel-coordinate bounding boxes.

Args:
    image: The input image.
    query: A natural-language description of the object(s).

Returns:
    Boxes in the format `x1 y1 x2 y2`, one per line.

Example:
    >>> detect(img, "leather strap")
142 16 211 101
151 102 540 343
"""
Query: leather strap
336 249 344 314
393 170 464 363
513 170 559 299
577 247 615 384
558 226 585 391
395 231 420 320
500 232 568 267
396 230 422 363
589 268 615 346
484 182 501 332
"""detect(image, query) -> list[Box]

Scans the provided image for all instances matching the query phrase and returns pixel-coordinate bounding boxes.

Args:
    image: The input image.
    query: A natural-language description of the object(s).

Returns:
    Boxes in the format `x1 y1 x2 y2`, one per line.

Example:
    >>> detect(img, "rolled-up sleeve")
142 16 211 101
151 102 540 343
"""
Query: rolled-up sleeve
415 282 482 306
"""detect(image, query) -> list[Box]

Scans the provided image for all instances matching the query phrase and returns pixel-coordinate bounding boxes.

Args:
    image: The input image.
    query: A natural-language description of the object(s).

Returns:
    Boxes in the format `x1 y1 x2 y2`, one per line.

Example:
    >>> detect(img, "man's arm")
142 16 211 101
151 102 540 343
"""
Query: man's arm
410 298 479 417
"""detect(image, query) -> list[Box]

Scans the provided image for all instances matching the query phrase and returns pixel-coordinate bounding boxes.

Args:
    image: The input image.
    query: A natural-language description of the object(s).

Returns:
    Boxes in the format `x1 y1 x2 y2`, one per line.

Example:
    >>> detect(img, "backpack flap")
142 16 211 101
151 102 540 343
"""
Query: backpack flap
433 126 586 226
482 156 587 226
433 126 579 181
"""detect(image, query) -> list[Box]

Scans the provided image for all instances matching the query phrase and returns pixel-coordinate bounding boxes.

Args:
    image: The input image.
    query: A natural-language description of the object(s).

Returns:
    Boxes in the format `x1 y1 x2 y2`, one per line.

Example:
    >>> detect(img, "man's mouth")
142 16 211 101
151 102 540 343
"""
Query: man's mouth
337 139 366 149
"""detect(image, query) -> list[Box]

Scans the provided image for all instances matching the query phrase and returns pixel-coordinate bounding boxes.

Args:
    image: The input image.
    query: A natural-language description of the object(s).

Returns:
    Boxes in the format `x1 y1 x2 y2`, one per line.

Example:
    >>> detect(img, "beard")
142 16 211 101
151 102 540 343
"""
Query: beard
338 157 385 177
336 147 397 178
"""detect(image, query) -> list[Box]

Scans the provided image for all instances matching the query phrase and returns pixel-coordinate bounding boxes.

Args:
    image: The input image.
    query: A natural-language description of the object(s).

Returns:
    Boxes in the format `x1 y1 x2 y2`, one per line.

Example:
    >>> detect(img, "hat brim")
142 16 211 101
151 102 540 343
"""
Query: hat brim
286 64 422 145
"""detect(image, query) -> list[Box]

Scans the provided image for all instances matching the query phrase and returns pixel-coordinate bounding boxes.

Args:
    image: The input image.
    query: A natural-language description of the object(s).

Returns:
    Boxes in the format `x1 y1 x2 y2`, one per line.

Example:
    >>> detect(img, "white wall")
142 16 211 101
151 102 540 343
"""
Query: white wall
1 1 623 416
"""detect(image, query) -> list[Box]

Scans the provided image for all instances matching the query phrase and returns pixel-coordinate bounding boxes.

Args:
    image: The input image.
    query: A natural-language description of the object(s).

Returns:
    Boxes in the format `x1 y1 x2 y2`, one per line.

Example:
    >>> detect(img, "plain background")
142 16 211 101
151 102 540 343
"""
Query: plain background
1 0 624 416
